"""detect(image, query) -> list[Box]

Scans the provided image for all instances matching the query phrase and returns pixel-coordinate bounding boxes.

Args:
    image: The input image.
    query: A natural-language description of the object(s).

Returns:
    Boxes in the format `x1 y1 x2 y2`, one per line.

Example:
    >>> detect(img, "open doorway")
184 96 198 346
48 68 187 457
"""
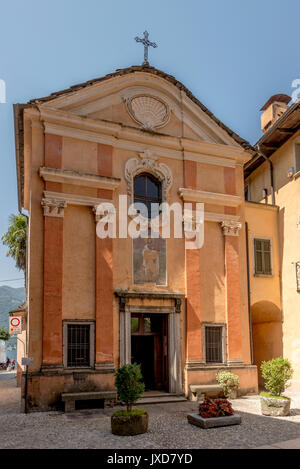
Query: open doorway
131 314 168 391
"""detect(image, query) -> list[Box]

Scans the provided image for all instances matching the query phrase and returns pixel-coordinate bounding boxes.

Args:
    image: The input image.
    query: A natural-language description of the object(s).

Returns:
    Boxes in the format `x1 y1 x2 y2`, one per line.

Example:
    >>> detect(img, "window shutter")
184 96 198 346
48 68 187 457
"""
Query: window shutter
254 238 272 275
254 239 263 274
263 240 271 274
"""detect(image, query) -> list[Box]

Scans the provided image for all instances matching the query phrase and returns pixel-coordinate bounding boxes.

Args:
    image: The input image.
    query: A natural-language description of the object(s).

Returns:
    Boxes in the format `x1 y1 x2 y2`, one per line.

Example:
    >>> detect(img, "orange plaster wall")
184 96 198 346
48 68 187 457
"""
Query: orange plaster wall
184 160 197 189
197 163 225 193
225 235 243 361
199 223 226 323
45 134 62 168
62 206 95 319
97 143 113 177
26 122 45 371
186 249 202 361
95 237 114 363
43 216 63 365
62 137 97 173
95 143 114 364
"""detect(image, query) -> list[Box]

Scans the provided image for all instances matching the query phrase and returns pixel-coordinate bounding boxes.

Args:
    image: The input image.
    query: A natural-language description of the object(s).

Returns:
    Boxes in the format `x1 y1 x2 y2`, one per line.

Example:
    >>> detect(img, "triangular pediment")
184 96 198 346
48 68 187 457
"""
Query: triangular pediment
34 66 252 150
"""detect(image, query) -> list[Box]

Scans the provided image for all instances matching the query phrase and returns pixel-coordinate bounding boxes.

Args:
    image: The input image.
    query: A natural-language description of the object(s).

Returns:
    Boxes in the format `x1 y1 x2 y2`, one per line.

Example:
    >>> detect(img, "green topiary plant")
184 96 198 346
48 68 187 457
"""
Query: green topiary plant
261 357 293 397
115 363 145 412
216 371 240 398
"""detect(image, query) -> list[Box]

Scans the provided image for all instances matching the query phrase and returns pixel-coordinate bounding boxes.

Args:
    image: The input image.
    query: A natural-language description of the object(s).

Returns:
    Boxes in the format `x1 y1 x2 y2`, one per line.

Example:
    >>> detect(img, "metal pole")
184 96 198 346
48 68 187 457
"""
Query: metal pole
24 364 28 414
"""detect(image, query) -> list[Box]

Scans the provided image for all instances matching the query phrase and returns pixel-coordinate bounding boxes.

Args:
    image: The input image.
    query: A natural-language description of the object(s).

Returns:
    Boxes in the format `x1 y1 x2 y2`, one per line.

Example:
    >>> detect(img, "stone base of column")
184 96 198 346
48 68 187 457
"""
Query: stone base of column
95 362 115 373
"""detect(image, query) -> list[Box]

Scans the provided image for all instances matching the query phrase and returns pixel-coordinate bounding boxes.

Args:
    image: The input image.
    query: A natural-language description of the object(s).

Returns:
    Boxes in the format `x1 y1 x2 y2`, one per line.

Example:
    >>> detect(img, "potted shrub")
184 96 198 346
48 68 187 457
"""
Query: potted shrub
111 363 147 436
187 398 241 428
260 357 293 417
216 371 240 399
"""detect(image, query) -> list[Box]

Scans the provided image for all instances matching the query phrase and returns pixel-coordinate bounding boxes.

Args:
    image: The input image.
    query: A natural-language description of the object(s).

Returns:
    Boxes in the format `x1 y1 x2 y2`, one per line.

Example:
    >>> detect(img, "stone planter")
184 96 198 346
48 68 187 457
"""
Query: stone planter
228 389 238 400
260 396 291 417
187 413 241 429
111 412 148 436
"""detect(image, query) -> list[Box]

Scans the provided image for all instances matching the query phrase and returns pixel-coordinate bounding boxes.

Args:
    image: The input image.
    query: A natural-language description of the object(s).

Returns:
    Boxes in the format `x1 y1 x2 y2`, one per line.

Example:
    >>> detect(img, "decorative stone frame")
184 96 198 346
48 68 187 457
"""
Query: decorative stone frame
115 290 183 395
202 322 227 366
125 150 173 205
63 320 95 370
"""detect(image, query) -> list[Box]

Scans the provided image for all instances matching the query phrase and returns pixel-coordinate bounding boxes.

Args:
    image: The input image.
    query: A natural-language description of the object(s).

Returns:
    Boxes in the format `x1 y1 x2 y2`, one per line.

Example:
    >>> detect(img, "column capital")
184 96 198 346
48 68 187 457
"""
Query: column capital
92 205 101 223
220 220 242 236
41 198 66 218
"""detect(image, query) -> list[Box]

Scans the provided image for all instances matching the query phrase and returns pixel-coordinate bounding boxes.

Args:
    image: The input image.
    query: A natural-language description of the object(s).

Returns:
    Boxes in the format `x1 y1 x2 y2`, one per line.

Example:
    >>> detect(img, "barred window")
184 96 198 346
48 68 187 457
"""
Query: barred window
67 324 91 368
254 238 272 275
205 326 223 363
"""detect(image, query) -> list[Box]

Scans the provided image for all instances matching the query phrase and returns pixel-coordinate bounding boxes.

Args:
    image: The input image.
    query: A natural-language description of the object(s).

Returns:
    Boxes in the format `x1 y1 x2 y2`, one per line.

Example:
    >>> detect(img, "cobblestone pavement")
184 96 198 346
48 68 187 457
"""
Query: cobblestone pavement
1 372 300 449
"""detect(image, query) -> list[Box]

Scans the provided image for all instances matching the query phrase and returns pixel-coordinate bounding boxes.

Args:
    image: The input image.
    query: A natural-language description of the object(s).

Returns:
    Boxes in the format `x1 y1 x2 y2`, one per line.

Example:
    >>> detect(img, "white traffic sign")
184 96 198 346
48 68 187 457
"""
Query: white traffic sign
9 316 22 335
22 357 33 366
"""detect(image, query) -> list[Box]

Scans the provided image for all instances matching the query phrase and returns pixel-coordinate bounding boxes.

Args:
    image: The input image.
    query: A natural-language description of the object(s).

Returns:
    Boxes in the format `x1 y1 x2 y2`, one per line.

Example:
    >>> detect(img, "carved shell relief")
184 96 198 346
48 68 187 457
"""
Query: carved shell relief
126 94 170 131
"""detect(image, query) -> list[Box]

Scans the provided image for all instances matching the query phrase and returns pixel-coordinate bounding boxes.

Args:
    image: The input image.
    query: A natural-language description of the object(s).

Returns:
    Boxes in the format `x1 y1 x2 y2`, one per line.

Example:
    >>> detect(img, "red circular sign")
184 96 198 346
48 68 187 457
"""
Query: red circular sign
10 317 20 327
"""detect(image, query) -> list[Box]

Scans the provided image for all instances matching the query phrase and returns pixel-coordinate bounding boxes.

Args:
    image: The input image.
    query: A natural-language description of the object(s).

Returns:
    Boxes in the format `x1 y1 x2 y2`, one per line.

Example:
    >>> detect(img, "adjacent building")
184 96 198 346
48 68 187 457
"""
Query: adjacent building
245 94 300 390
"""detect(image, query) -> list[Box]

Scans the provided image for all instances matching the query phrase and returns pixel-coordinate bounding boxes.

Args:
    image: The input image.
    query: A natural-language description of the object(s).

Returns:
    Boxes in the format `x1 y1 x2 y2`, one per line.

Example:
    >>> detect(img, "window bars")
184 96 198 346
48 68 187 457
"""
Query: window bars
67 324 90 367
205 326 223 363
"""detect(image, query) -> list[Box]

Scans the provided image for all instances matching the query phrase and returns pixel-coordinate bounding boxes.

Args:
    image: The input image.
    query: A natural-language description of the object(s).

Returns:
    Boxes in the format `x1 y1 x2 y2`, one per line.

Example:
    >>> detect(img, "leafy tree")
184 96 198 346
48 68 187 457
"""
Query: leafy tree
115 364 145 412
2 214 27 271
261 357 293 397
0 329 10 341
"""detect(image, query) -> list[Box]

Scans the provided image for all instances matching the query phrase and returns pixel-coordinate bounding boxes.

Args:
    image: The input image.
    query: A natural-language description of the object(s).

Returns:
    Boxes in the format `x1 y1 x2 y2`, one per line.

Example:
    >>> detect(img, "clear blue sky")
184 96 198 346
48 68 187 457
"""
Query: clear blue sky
1 0 300 286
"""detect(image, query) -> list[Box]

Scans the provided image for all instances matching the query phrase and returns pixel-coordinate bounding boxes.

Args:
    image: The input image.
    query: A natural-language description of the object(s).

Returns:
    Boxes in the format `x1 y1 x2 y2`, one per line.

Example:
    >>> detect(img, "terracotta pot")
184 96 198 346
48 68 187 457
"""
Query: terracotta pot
260 396 291 417
111 412 148 436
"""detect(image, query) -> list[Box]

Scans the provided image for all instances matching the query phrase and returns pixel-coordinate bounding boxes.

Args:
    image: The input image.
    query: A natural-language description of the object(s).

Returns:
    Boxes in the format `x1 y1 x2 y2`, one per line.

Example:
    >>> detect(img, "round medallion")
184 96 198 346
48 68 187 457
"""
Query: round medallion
127 94 169 131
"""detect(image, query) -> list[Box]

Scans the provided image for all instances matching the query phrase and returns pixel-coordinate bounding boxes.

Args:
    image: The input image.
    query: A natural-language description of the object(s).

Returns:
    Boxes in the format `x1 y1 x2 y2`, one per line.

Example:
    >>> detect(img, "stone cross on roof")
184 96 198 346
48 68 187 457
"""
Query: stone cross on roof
135 30 157 65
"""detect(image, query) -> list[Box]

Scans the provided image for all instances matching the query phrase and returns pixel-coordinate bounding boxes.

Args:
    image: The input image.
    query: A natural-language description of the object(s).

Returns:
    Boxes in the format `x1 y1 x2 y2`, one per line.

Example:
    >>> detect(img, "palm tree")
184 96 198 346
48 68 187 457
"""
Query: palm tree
1 214 27 272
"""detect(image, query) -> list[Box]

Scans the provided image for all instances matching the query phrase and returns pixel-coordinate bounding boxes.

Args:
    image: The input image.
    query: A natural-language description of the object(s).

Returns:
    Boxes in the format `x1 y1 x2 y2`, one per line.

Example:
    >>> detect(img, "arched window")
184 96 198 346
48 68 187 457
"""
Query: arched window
134 173 162 218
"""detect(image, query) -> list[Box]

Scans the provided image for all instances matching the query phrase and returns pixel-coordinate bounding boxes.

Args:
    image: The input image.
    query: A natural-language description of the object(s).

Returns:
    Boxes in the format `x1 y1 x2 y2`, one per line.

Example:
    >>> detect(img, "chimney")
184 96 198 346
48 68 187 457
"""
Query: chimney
260 94 291 133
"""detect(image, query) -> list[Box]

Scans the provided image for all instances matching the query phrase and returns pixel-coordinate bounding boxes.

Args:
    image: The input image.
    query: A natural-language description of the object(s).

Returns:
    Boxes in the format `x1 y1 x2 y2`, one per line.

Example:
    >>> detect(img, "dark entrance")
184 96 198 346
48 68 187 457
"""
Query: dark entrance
131 314 168 391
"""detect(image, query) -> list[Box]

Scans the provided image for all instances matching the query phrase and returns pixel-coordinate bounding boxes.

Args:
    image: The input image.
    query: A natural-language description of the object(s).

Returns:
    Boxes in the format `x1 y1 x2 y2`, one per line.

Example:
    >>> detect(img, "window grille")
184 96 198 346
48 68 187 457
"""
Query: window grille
205 326 223 363
67 324 90 367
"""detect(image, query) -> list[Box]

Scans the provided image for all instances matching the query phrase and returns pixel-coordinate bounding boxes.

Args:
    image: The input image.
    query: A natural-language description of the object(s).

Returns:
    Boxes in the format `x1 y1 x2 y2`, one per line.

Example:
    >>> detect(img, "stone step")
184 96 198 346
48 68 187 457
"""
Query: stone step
142 392 178 398
136 396 187 405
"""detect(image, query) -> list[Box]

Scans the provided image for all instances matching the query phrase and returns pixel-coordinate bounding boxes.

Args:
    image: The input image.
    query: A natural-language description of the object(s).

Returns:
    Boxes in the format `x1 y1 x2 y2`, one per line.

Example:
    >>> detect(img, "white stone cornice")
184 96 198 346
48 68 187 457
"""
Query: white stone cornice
40 167 120 190
39 107 251 165
178 188 243 208
220 220 242 236
41 198 66 217
43 191 112 206
205 212 240 223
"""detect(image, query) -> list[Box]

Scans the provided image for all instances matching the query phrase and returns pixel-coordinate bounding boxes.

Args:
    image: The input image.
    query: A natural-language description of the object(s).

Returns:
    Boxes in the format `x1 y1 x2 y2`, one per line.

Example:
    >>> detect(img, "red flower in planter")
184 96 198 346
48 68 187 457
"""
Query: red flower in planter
198 398 234 418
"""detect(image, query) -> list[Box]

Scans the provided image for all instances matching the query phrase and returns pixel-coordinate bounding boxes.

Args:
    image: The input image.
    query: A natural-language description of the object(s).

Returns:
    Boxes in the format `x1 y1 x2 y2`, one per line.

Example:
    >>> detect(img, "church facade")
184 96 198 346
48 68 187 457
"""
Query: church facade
14 65 258 410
